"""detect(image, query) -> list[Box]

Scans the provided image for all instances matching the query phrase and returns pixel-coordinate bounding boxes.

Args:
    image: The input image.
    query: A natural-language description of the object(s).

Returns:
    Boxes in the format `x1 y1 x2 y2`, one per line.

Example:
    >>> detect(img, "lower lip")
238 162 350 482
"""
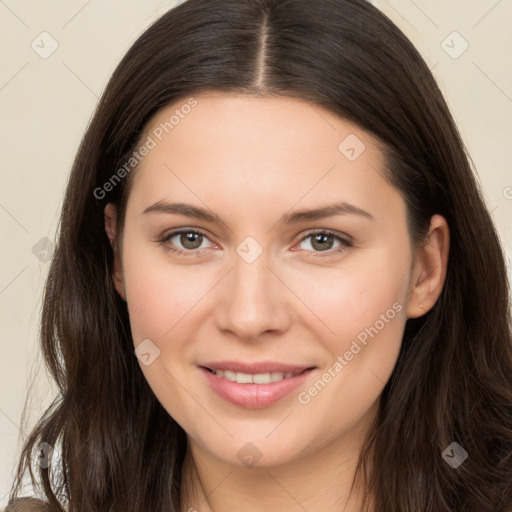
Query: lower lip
199 367 315 409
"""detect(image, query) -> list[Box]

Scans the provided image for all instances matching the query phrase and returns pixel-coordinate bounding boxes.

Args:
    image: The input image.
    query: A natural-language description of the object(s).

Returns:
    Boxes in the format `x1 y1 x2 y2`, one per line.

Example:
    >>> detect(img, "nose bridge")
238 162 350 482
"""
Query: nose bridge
233 248 271 302
216 240 290 339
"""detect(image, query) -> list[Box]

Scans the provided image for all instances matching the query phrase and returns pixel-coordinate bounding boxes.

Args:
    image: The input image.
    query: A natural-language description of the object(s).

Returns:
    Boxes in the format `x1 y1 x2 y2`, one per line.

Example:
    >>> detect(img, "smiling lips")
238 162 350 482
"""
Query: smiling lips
199 361 316 408
206 368 305 384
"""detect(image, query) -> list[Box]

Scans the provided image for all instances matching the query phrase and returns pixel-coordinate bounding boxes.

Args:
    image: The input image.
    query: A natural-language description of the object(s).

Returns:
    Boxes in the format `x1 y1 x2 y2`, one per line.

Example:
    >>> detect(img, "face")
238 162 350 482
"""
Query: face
111 92 418 467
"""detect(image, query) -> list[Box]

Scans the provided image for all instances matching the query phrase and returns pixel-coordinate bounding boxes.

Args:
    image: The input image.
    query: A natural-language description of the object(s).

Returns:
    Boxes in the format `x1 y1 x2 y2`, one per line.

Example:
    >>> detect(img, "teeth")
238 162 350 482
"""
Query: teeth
211 369 302 383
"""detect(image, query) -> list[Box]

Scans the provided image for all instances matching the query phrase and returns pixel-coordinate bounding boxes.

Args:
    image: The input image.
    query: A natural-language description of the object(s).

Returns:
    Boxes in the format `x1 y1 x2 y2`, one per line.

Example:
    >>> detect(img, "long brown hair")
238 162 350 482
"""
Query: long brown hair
8 0 512 510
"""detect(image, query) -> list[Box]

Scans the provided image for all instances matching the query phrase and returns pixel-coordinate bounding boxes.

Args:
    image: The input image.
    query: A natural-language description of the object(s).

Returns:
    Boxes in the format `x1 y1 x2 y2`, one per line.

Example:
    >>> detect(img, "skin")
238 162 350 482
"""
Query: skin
104 92 449 512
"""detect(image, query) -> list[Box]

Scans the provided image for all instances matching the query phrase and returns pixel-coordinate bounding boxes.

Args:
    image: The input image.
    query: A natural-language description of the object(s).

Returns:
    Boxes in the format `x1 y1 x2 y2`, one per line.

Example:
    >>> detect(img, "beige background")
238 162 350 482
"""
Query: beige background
0 0 511 505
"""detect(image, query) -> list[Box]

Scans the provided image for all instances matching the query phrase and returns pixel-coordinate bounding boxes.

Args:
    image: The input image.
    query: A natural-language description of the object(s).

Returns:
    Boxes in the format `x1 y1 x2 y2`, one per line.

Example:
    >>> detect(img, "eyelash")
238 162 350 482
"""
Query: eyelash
157 228 353 258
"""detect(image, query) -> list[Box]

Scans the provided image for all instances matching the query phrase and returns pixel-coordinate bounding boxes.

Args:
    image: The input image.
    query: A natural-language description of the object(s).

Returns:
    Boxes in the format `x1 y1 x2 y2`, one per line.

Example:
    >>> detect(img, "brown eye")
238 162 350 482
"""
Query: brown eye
296 230 352 257
310 233 335 251
160 229 215 255
178 231 203 250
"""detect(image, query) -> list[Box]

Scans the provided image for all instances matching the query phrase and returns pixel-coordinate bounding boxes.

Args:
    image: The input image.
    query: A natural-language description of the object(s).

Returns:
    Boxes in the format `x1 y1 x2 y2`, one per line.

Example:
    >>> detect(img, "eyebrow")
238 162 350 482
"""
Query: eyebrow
142 200 374 225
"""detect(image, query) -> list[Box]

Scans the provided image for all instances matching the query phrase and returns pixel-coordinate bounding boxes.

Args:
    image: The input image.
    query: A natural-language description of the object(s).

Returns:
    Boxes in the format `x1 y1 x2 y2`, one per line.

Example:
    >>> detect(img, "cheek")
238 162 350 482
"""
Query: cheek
122 244 215 343
121 242 214 431
292 244 410 421
289 246 410 418
286 247 410 352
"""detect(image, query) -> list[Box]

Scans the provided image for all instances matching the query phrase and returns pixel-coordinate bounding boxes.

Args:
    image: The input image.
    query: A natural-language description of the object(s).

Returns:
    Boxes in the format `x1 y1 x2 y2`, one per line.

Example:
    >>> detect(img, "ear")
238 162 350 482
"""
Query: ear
104 203 127 301
407 214 450 318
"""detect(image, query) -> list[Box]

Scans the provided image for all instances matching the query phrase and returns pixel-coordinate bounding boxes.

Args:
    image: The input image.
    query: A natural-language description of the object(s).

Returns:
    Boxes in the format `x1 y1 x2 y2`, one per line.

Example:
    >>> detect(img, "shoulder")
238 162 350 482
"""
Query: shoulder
2 498 55 511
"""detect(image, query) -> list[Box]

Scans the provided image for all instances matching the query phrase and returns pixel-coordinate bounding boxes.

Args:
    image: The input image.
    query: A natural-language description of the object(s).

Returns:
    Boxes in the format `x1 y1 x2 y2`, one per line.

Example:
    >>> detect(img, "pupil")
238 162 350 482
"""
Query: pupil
182 232 202 249
313 233 332 251
179 233 334 251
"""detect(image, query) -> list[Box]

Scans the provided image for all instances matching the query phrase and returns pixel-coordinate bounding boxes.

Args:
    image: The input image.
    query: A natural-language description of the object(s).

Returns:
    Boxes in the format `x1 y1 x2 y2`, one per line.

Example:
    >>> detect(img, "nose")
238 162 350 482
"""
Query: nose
214 248 292 341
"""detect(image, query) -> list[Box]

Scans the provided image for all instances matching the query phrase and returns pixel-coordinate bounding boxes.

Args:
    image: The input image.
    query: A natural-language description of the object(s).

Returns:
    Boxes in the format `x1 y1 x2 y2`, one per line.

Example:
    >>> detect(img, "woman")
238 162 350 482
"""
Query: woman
7 0 512 510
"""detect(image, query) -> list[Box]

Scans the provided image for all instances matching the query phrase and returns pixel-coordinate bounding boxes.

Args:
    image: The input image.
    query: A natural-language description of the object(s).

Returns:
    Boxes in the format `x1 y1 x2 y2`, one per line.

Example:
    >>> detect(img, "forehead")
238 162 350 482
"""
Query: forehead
141 92 381 160
127 92 400 222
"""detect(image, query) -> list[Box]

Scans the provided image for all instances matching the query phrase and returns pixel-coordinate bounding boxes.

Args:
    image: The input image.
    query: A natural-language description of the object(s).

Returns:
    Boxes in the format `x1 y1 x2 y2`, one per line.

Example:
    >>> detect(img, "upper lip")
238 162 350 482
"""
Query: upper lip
199 361 315 374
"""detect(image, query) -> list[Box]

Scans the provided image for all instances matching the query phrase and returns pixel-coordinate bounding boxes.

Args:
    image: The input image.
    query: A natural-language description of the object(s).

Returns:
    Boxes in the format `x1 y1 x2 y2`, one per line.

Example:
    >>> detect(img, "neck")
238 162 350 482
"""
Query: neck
180 402 378 512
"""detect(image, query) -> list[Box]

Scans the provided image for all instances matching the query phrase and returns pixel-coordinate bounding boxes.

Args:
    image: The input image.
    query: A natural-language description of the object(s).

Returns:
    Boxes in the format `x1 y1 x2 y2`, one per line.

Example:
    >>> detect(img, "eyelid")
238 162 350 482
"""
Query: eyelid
158 227 353 256
296 228 352 245
158 227 217 252
292 229 353 257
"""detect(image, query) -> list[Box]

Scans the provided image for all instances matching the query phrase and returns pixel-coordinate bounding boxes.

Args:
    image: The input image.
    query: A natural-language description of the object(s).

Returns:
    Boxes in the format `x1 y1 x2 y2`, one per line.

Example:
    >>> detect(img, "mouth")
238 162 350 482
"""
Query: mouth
198 362 316 409
201 366 310 384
